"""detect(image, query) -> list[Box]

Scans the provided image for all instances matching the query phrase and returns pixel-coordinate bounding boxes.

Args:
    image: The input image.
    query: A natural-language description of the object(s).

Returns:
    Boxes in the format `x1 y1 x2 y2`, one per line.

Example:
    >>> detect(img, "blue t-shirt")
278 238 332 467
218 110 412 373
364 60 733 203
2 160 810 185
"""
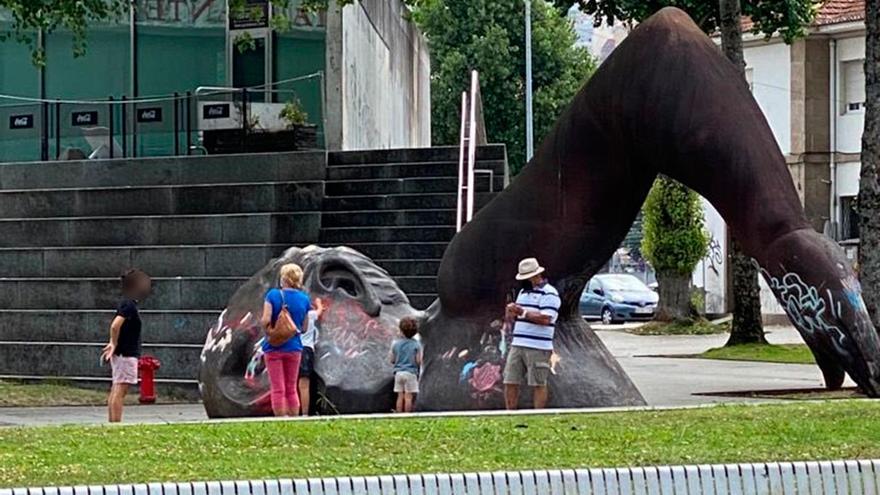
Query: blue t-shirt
262 288 310 353
392 338 422 376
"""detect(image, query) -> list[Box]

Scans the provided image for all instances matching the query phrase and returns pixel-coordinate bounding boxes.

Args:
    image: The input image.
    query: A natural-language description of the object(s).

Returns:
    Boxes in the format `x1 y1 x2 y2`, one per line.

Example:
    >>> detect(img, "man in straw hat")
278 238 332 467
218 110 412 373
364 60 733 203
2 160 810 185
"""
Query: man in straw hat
503 257 560 409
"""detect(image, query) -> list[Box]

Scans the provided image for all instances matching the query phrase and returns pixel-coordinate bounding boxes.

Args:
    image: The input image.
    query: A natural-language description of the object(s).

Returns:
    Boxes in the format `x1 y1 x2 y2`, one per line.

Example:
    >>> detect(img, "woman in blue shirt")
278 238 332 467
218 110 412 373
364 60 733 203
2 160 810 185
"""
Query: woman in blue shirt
260 263 311 416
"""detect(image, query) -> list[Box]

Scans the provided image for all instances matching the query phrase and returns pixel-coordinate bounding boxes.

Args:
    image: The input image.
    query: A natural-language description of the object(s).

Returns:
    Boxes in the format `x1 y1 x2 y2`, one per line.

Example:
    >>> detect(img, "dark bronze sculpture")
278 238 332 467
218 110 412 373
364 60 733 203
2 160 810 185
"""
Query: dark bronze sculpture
200 8 880 416
432 7 880 397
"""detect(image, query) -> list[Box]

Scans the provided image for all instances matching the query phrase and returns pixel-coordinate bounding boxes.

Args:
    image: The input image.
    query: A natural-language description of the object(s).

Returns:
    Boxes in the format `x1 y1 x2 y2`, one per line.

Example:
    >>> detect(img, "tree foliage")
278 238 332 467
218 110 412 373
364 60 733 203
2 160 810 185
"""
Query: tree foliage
557 0 819 43
641 177 709 275
0 0 127 64
409 0 595 175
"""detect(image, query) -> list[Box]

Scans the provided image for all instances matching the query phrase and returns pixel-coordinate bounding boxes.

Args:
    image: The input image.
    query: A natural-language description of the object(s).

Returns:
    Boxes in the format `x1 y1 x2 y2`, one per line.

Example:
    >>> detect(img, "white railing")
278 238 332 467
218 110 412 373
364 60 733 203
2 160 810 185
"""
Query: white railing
456 70 488 232
5 459 879 495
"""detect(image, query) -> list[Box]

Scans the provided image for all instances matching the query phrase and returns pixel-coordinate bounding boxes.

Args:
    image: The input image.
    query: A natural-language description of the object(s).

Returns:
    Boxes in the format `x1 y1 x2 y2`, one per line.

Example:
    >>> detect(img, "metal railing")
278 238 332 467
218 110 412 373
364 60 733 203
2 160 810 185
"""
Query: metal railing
4 459 878 494
0 72 324 163
456 70 488 232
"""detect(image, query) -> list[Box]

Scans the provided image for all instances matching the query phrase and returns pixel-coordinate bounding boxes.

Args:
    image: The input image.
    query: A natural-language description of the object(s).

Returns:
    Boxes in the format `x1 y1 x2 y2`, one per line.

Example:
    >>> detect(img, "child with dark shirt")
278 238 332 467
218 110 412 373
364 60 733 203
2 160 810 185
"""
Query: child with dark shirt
101 269 151 423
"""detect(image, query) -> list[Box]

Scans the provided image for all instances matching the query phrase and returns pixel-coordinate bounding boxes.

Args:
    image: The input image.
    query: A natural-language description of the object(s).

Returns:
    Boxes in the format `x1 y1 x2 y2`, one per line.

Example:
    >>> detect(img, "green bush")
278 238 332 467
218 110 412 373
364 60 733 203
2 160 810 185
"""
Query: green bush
279 99 309 128
641 176 710 275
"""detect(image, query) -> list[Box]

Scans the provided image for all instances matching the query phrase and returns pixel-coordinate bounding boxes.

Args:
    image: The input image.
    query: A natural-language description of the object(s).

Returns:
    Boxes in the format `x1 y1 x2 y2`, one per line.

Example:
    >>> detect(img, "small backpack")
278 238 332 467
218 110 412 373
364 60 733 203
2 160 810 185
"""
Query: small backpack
266 290 298 347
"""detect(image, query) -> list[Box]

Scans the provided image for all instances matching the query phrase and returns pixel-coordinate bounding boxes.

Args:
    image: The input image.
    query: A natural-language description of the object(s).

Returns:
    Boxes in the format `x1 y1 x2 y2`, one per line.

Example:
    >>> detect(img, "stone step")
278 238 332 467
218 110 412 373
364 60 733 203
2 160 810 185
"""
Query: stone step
0 276 246 310
0 151 325 190
324 176 500 196
0 245 439 278
325 160 507 181
320 226 456 244
0 342 200 380
378 259 441 276
0 181 323 219
394 276 437 294
0 212 320 247
322 192 494 211
408 294 437 310
322 209 456 228
341 242 448 260
0 245 289 278
0 309 216 345
327 145 505 166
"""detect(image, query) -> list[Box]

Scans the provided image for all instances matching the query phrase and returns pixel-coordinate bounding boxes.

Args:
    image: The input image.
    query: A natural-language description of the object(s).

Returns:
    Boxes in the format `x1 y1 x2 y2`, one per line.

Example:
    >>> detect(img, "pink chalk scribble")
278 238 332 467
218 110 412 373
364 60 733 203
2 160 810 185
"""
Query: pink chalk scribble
470 362 501 393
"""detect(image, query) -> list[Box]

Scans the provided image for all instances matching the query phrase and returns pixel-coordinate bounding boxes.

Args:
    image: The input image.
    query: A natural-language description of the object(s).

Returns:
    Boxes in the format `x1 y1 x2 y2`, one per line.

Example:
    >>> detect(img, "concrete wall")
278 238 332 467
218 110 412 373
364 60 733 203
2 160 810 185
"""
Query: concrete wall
835 35 866 154
691 199 727 315
325 0 431 150
789 37 831 233
744 41 791 154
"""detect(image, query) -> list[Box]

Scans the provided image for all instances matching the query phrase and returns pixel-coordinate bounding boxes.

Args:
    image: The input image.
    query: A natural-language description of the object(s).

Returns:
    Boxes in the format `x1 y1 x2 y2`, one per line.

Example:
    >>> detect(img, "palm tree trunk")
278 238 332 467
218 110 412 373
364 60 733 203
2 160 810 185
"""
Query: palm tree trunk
859 0 880 328
718 0 768 345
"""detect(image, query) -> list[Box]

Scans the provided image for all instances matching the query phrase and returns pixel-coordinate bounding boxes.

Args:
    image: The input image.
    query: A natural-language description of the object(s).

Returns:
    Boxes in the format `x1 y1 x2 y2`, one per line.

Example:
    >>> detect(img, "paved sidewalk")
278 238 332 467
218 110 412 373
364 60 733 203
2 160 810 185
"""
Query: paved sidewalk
0 403 207 427
596 324 851 406
0 325 840 426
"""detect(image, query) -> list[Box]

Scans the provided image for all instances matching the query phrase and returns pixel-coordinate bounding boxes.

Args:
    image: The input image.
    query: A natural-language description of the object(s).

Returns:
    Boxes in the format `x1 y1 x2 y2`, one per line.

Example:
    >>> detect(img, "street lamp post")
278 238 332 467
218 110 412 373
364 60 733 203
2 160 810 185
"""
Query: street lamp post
525 0 534 162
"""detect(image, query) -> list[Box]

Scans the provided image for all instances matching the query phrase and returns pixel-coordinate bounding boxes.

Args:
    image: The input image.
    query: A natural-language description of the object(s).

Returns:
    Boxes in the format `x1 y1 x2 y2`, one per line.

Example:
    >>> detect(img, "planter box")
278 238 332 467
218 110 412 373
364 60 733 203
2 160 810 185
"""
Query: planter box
203 125 318 154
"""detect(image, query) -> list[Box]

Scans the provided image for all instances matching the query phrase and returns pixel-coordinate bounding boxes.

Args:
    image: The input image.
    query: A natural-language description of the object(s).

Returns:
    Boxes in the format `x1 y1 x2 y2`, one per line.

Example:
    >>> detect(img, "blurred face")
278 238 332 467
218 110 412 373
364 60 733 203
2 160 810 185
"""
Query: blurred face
132 275 152 300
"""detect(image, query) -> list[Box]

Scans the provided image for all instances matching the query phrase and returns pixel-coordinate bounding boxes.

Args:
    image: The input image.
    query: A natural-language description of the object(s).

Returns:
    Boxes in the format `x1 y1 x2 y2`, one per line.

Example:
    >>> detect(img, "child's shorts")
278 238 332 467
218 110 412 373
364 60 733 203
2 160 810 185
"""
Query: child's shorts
111 355 139 384
394 371 419 393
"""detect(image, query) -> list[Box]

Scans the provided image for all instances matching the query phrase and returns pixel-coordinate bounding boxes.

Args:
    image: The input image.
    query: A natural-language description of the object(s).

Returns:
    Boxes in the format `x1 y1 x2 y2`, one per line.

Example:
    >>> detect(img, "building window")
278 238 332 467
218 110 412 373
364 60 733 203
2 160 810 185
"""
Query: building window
842 59 865 114
841 195 860 240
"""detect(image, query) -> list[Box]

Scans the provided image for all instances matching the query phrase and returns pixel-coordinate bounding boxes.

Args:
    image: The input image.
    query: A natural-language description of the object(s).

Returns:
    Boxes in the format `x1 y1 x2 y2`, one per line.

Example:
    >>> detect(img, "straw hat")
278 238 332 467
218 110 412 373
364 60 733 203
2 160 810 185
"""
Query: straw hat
515 257 546 281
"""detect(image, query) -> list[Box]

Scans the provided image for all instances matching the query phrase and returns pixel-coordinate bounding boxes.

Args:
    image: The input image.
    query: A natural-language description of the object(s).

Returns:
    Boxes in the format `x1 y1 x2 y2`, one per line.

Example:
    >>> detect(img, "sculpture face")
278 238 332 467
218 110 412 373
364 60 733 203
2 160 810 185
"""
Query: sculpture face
199 246 420 417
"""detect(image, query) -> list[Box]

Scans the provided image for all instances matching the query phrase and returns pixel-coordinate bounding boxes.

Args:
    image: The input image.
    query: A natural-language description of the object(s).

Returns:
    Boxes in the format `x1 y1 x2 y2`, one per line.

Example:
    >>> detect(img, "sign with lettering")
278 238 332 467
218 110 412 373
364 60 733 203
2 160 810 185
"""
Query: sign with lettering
202 103 230 119
137 107 163 123
9 114 34 130
132 0 324 30
71 111 99 127
229 0 269 30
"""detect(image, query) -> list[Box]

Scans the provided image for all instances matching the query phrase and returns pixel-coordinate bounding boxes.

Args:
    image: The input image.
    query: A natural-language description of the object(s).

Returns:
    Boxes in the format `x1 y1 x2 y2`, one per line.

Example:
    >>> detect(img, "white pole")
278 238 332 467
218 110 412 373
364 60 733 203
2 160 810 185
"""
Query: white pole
456 91 468 232
466 71 478 222
524 0 534 162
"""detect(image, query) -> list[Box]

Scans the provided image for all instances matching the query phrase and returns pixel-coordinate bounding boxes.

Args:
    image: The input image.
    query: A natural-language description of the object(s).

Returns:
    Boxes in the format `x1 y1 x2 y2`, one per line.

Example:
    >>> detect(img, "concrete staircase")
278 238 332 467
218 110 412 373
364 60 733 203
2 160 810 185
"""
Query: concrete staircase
0 152 325 387
322 146 507 309
0 145 507 386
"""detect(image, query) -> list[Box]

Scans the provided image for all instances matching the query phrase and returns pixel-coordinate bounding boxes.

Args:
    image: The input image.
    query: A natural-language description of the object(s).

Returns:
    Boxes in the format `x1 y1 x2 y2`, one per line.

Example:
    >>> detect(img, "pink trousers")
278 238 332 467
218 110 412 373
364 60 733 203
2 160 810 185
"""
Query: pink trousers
265 351 302 415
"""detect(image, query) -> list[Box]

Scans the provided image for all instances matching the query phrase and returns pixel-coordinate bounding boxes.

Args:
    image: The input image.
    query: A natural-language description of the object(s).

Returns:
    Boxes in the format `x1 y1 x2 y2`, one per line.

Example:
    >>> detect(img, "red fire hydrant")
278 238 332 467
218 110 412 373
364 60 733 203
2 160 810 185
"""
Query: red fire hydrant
138 355 161 404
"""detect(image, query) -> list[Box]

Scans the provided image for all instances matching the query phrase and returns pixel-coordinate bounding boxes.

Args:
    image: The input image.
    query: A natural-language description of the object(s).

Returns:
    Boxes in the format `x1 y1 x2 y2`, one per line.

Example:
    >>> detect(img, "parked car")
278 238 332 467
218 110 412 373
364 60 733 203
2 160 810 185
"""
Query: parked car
580 274 659 324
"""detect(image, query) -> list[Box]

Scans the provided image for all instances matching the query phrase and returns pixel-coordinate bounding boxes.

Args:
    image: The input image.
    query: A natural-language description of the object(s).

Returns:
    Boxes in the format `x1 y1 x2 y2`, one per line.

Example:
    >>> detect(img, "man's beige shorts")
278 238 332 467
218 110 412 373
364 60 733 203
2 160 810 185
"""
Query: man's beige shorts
503 346 552 387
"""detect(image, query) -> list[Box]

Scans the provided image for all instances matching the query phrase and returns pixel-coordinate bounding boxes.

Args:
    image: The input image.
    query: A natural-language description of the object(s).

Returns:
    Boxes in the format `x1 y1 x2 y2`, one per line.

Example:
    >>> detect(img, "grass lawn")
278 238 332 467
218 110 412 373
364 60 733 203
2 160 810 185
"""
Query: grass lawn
0 380 189 407
698 343 815 365
627 319 730 336
2 401 880 487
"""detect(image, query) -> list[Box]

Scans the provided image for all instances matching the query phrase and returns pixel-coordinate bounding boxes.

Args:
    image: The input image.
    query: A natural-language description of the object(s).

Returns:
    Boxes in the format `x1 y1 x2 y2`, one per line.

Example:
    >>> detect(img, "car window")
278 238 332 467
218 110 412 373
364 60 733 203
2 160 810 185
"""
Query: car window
599 275 649 291
587 279 599 292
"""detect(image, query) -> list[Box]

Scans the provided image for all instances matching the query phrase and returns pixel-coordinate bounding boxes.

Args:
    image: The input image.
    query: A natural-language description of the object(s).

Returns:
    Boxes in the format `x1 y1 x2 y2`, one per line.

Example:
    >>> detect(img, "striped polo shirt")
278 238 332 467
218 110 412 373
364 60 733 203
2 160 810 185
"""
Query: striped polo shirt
511 281 560 351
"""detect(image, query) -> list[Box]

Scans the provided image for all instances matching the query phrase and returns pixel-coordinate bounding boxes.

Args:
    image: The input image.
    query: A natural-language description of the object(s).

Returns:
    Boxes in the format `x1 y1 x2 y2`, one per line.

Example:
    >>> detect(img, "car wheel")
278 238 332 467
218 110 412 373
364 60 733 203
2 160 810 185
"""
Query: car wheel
601 307 615 325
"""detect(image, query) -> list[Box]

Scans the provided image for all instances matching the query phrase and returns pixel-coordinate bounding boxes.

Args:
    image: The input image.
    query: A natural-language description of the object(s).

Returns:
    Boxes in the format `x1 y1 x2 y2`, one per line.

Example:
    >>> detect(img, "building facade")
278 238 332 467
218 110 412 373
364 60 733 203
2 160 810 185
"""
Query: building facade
0 0 430 161
738 0 866 319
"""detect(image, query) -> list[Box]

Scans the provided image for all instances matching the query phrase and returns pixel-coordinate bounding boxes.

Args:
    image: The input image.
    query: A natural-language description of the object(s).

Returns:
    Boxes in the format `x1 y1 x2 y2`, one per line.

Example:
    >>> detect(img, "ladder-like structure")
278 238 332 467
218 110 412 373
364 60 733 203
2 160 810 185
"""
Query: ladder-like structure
456 71 491 232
